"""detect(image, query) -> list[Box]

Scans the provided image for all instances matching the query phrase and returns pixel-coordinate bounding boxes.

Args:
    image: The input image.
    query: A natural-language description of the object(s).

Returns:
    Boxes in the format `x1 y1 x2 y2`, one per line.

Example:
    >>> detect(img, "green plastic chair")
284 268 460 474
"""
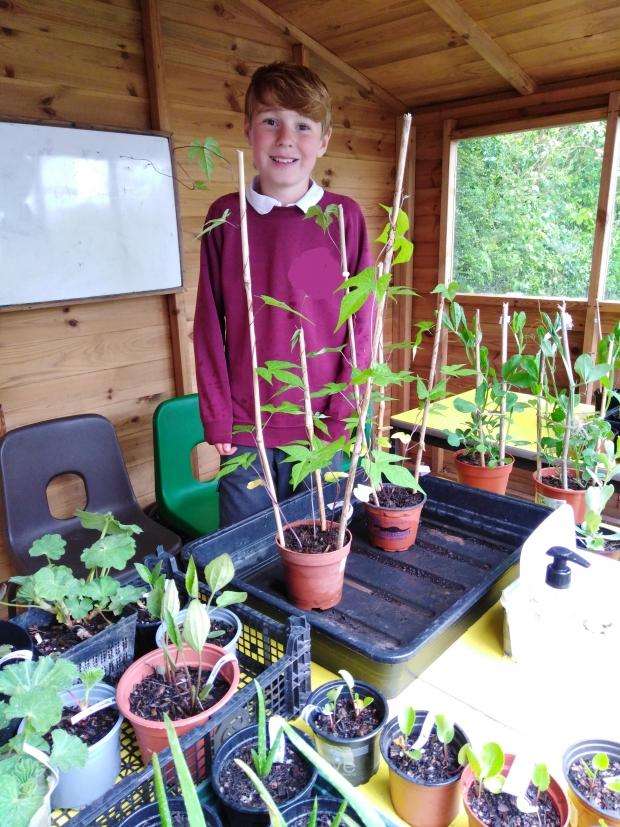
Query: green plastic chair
153 394 219 538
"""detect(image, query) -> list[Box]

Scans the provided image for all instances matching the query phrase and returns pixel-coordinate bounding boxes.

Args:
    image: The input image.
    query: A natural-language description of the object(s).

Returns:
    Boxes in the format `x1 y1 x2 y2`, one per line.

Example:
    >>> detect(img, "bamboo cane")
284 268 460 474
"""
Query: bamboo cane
236 150 285 546
600 339 613 418
413 293 445 481
559 302 575 490
536 358 545 477
474 309 485 467
298 326 327 531
499 303 510 465
338 205 360 410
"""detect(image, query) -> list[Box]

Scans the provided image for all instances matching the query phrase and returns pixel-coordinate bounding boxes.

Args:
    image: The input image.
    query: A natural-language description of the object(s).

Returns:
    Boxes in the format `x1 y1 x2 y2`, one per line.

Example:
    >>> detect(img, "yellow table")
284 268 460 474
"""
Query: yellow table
308 598 619 826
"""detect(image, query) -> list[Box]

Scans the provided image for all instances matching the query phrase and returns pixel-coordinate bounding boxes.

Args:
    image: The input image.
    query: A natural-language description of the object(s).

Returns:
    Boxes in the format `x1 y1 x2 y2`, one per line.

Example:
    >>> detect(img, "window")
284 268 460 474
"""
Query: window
604 163 620 300
453 121 606 298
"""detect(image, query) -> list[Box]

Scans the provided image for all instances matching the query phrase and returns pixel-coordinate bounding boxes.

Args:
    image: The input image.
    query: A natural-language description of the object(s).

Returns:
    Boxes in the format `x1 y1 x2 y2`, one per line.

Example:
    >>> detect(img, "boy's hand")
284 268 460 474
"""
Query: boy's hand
215 443 237 456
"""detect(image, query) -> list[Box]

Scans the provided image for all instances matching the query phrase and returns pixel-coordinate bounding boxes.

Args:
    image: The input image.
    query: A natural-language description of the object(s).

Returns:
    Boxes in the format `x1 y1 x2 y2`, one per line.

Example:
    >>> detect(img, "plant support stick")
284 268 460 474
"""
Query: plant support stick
298 326 327 530
236 150 285 547
559 302 575 490
414 292 445 481
474 309 485 467
499 302 509 466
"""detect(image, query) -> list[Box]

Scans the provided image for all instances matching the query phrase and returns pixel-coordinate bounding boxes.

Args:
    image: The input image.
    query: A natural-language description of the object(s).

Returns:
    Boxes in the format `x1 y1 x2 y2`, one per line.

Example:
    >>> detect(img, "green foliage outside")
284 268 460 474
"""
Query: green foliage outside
454 121 620 299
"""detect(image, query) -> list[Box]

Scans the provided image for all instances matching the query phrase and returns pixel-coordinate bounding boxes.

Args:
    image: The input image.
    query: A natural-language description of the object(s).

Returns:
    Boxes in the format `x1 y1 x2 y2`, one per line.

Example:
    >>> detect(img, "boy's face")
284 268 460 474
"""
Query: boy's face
245 104 331 200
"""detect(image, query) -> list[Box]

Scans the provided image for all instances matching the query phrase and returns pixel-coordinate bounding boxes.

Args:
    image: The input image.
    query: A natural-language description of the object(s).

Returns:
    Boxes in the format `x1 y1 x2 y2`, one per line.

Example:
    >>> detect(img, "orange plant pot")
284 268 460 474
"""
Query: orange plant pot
365 493 427 552
454 451 514 496
461 755 569 827
116 643 240 765
533 468 587 524
276 520 352 611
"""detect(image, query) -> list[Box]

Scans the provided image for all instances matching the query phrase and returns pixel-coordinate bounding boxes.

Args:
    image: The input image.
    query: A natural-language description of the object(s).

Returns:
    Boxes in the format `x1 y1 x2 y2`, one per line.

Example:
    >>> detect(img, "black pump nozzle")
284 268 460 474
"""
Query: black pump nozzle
545 546 590 589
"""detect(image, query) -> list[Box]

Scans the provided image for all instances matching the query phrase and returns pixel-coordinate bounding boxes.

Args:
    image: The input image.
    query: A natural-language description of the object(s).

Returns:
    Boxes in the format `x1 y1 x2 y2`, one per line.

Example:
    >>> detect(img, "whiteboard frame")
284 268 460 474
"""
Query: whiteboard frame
0 117 186 312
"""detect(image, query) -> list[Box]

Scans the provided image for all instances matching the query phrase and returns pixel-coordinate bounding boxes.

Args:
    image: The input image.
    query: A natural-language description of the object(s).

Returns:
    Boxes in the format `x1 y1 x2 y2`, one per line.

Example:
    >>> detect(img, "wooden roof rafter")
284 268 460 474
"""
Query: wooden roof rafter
422 0 538 96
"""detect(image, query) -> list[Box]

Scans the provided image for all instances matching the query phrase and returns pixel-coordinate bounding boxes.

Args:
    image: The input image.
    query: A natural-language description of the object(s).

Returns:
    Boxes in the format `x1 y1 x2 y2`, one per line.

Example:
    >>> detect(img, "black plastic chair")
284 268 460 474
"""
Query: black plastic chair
0 414 182 577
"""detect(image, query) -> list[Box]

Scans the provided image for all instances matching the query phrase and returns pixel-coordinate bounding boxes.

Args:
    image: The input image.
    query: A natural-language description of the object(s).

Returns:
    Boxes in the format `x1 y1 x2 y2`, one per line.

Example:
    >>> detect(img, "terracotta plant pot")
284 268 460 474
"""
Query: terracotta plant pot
276 520 352 611
461 754 569 827
454 451 514 496
365 491 427 552
563 739 620 826
116 643 240 764
533 468 587 524
380 714 468 827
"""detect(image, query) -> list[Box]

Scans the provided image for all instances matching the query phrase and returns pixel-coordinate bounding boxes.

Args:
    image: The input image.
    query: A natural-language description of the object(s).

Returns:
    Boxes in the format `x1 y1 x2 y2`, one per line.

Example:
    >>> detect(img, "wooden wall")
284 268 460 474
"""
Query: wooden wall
0 0 396 580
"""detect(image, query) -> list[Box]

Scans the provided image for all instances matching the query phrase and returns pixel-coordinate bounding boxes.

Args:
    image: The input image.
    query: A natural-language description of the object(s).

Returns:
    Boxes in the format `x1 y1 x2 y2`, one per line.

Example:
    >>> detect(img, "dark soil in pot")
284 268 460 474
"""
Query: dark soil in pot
376 485 424 509
209 618 237 647
542 475 587 491
387 730 460 782
568 755 620 815
312 694 382 739
466 783 561 826
283 524 340 553
455 453 498 467
129 665 229 721
219 741 313 809
119 798 223 827
45 703 118 747
280 797 360 827
26 615 111 655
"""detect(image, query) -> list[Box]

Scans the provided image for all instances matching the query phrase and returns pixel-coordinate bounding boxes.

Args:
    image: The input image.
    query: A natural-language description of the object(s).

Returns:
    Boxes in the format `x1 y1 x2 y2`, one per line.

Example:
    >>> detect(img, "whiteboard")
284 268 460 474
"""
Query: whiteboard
0 121 183 308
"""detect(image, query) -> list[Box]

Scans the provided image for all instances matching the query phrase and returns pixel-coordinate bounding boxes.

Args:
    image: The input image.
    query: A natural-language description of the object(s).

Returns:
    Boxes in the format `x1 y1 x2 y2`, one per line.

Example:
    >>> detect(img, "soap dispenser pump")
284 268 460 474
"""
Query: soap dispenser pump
545 546 590 589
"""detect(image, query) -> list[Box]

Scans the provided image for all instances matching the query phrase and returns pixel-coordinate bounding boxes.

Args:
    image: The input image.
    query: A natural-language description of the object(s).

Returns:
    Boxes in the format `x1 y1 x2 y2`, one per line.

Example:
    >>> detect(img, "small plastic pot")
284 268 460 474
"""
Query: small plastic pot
563 739 620 826
0 620 35 746
51 682 123 809
212 725 318 826
461 754 569 827
133 617 161 660
380 713 468 827
118 797 223 826
280 795 358 826
31 769 59 827
155 607 242 655
306 679 388 787
365 490 427 552
276 520 352 611
116 643 240 764
455 452 514 496
533 468 587 523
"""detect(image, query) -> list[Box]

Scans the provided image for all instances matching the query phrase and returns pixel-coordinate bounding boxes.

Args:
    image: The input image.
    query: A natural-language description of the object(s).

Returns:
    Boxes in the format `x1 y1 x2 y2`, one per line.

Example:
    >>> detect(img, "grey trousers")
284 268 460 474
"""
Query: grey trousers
218 445 344 528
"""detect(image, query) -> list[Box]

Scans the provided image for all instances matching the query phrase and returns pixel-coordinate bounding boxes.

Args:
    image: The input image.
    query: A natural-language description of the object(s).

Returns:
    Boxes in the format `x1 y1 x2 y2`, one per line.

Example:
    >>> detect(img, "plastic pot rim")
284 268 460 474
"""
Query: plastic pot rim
307 680 389 746
455 451 515 470
533 467 588 490
379 715 467 789
365 490 427 515
59 682 123 754
212 724 318 815
276 526 352 560
154 606 241 651
116 643 239 732
563 738 620 820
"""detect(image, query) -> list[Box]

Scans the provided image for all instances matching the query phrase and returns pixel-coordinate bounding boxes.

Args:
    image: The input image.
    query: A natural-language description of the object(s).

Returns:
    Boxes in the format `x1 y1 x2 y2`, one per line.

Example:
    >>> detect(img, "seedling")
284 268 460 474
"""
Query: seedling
434 713 455 762
581 751 610 790
134 557 166 621
338 670 373 719
395 707 421 761
250 680 284 779
458 742 505 798
319 685 344 732
77 667 105 710
531 763 550 800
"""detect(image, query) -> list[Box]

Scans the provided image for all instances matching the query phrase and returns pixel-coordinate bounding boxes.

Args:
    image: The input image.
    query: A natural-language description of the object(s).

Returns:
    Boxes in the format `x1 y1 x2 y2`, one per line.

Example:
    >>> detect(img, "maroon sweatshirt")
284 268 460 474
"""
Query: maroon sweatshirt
193 191 373 448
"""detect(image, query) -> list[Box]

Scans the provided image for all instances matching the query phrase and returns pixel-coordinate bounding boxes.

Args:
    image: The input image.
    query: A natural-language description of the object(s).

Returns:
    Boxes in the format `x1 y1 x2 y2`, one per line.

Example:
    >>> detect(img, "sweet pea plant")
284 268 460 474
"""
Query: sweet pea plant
4 511 144 632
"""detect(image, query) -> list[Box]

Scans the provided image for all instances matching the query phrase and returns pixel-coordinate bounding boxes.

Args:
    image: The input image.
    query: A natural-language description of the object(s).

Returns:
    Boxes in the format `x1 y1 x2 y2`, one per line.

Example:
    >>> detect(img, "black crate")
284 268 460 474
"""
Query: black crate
11 608 137 684
54 597 311 826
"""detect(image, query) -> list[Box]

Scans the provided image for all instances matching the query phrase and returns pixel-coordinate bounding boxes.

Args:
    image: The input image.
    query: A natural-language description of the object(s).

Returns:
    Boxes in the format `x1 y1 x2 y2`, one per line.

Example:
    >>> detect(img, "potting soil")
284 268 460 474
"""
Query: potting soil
209 617 236 647
466 784 561 826
376 485 424 509
540 475 587 491
218 741 313 807
48 704 118 747
387 731 460 783
27 615 110 655
128 666 229 721
313 694 382 738
283 524 341 553
569 756 620 814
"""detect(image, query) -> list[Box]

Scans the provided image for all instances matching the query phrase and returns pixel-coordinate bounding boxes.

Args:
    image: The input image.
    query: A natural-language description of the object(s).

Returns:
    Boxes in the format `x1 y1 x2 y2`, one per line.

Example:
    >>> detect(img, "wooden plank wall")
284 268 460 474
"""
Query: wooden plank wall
0 0 396 580
410 81 620 516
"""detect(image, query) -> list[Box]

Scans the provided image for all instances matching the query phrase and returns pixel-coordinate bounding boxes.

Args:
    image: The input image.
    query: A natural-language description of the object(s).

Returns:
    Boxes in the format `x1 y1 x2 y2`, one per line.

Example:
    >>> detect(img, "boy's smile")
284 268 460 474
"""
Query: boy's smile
245 105 331 205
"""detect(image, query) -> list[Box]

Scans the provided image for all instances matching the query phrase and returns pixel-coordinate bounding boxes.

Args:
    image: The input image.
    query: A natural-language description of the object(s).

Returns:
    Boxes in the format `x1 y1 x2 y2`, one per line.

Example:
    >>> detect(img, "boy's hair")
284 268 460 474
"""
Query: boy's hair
245 62 332 134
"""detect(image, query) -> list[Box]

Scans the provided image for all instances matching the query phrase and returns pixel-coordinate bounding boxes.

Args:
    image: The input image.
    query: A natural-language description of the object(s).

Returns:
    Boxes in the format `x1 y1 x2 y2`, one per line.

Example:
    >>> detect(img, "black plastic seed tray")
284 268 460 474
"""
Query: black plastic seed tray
56 601 311 825
183 475 550 698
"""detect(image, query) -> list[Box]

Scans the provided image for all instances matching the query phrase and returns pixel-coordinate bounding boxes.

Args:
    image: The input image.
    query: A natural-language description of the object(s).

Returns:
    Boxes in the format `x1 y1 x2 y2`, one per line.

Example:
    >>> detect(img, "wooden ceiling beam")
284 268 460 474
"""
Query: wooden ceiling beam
423 0 538 96
235 0 406 112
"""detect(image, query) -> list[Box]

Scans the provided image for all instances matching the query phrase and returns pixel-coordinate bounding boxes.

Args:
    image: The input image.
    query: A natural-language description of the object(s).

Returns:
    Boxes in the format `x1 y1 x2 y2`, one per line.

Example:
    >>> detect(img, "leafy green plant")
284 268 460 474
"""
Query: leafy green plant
250 680 284 779
531 763 550 800
581 752 611 789
75 667 105 710
5 510 144 630
394 707 421 761
134 557 166 621
577 439 620 551
458 742 505 798
337 670 373 719
0 656 89 826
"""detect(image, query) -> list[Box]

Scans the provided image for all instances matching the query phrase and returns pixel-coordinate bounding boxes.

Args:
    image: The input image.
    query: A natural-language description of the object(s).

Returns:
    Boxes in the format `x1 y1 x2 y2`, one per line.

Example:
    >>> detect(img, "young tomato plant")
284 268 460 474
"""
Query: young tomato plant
458 742 505 798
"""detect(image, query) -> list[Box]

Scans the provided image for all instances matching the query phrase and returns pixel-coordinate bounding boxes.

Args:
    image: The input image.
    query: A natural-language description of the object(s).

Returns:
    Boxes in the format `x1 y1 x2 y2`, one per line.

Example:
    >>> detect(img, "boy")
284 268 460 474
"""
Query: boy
194 62 373 527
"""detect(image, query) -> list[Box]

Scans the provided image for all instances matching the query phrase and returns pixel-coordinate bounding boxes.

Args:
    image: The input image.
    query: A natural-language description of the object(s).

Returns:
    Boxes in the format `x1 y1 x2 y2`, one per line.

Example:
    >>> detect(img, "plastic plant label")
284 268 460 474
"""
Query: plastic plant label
503 754 538 814
268 716 286 764
410 710 436 751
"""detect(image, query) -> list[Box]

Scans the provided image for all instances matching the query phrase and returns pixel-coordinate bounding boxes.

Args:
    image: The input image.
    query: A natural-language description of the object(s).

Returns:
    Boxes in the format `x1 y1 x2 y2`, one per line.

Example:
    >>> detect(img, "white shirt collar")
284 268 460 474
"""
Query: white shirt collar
246 177 324 215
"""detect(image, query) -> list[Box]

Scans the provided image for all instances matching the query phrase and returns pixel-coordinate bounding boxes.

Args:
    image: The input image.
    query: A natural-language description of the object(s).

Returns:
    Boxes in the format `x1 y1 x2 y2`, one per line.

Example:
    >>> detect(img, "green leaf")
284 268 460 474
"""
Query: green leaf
81 533 137 572
163 609 182 649
441 364 478 378
182 598 210 653
305 203 339 232
480 743 504 780
392 236 414 265
50 729 89 772
532 763 550 793
605 777 620 793
234 760 285 827
310 382 348 398
152 753 173 827
185 556 199 600
108 583 143 616
28 534 66 561
196 208 231 239
215 589 247 609
381 463 421 491
336 286 371 332
592 752 610 772
204 553 235 595
379 204 410 236
453 398 476 414
434 714 454 746
162 715 207 827
261 402 303 415
398 707 416 738
261 295 311 323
